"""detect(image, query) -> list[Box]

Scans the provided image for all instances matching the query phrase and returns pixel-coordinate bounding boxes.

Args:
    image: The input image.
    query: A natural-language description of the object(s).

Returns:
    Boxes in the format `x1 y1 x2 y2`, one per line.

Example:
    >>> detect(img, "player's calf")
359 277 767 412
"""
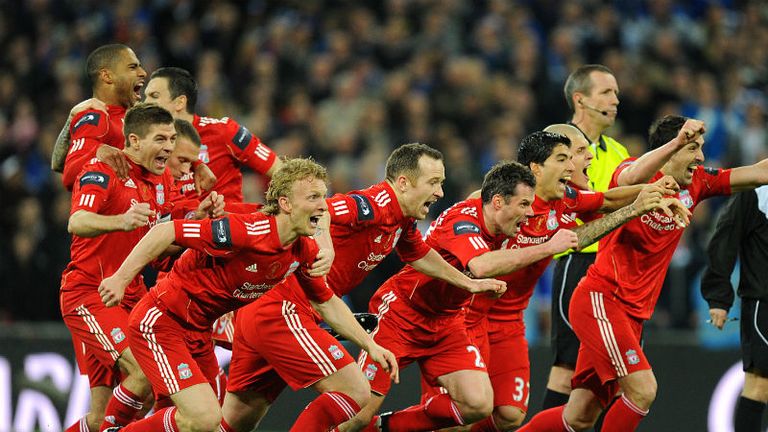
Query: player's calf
491 405 526 430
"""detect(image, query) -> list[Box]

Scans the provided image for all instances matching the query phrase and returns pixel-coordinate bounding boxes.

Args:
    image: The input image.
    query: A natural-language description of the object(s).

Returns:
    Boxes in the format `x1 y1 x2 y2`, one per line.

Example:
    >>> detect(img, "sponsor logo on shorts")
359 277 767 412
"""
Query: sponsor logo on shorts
177 363 192 379
110 328 125 344
625 349 640 365
364 364 378 381
328 345 344 360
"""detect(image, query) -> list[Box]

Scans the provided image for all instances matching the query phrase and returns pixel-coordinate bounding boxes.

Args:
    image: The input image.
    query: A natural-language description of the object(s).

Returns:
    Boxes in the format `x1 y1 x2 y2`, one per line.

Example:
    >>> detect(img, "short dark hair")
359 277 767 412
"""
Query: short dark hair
648 115 688 150
123 103 174 147
173 119 201 147
518 131 571 167
564 64 615 111
86 44 130 88
385 143 444 182
480 161 536 204
149 67 198 114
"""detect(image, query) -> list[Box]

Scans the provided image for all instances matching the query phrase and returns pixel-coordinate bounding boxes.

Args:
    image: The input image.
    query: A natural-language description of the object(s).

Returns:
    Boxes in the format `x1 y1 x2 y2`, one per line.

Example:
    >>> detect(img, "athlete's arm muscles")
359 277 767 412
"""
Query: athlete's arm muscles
571 203 638 249
466 231 577 278
729 158 768 192
68 210 130 237
264 156 283 178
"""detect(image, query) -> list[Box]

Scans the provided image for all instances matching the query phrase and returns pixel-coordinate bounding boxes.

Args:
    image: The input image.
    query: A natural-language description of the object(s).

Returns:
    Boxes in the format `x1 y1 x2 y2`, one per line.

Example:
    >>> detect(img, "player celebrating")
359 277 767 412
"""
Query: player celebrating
97 158 397 432
518 117 768 431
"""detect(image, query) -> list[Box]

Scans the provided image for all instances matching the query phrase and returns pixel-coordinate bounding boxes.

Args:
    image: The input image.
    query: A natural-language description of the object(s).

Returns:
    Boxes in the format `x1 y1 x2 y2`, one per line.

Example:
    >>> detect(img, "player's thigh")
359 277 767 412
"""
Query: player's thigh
171 382 222 430
617 369 657 408
312 362 371 406
438 369 493 408
62 291 130 368
563 388 604 429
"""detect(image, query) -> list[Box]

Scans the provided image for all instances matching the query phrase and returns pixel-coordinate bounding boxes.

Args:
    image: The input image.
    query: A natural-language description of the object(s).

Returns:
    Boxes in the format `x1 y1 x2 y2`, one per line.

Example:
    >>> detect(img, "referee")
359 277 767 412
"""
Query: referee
541 64 630 410
702 186 768 432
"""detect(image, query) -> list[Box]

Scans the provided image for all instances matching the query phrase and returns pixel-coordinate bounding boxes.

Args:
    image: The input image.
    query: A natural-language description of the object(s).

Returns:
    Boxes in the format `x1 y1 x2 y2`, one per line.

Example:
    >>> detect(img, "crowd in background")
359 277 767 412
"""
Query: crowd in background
1 0 766 338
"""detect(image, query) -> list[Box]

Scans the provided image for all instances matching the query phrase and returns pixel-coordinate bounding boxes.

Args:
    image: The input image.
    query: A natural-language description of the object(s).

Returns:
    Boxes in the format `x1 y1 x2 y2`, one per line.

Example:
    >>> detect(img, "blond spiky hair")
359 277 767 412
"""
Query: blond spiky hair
262 157 328 215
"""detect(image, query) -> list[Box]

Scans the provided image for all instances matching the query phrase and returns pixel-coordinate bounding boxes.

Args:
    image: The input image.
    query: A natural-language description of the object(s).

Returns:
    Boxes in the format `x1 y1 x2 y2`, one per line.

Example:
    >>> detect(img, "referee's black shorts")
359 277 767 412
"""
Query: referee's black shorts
550 252 596 367
740 298 768 376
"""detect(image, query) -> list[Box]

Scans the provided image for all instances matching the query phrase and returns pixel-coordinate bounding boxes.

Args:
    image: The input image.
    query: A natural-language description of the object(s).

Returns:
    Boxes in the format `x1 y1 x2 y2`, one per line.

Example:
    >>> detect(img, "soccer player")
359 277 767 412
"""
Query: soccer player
143 66 281 202
701 187 768 432
167 118 202 197
219 143 506 432
518 116 768 432
342 161 585 432
542 64 632 411
61 104 223 432
97 158 398 432
447 131 683 432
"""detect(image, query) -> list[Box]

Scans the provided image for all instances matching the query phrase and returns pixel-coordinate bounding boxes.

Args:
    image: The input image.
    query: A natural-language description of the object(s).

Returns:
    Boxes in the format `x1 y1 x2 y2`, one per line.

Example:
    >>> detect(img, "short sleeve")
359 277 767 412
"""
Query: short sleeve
173 214 256 256
431 218 490 268
70 168 112 214
227 121 277 175
63 110 111 190
563 187 605 214
295 237 334 303
327 193 380 226
696 166 732 200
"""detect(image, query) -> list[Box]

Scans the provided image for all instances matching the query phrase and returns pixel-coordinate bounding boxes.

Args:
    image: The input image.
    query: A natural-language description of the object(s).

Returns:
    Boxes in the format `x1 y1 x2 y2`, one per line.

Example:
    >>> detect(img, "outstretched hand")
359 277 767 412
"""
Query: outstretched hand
656 197 691 228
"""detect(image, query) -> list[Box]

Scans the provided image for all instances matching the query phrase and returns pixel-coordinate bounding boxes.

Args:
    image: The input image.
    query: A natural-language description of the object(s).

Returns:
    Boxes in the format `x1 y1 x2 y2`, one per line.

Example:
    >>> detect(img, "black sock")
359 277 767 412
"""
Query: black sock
735 396 765 432
541 388 570 410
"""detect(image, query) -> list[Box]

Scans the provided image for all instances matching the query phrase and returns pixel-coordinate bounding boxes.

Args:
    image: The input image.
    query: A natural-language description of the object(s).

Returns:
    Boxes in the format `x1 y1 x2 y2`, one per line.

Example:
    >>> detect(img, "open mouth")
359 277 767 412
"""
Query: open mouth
133 82 144 100
309 215 320 228
154 156 168 171
422 200 436 213
558 175 571 186
686 165 696 176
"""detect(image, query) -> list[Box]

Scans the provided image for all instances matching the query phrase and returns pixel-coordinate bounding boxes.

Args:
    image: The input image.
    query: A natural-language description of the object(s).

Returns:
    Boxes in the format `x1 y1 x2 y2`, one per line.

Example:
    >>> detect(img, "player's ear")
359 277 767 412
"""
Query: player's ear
100 68 113 85
174 95 187 113
127 133 140 150
396 174 409 192
278 195 292 213
529 162 542 177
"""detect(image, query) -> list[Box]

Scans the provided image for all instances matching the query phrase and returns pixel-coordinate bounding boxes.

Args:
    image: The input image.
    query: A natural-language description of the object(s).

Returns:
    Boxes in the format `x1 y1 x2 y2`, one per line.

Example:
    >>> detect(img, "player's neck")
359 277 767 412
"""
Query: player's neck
481 205 499 236
274 213 299 247
570 115 603 143
386 179 410 216
177 111 195 123
93 88 125 108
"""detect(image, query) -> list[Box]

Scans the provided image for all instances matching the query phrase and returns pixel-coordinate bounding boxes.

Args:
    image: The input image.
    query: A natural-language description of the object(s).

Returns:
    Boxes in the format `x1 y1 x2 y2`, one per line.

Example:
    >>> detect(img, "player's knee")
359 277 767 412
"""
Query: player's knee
494 405 526 429
457 393 493 422
566 411 599 431
344 386 371 410
624 381 657 411
180 407 222 432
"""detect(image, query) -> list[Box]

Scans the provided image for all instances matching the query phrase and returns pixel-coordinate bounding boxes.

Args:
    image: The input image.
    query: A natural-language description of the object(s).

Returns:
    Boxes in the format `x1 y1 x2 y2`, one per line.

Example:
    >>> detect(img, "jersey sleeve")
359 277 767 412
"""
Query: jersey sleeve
327 193 381 226
431 217 490 268
394 221 431 262
697 166 732 199
226 120 277 175
609 157 638 188
563 186 605 213
63 110 111 190
172 214 256 256
70 167 113 215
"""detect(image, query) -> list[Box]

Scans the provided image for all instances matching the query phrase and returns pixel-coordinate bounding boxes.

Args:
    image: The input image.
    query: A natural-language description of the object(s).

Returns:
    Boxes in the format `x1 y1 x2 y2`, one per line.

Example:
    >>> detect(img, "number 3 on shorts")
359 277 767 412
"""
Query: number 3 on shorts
466 345 485 368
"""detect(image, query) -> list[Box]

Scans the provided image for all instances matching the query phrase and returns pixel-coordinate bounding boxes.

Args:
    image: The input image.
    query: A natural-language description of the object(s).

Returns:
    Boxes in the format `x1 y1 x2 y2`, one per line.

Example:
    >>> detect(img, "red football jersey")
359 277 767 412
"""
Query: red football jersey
467 186 605 324
587 161 731 319
192 115 277 202
61 159 174 305
63 105 127 190
376 198 501 317
150 213 333 331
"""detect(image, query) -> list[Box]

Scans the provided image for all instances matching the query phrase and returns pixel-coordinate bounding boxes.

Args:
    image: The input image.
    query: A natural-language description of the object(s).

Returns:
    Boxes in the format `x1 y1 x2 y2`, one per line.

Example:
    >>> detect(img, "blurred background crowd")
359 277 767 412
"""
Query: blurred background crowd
0 0 766 342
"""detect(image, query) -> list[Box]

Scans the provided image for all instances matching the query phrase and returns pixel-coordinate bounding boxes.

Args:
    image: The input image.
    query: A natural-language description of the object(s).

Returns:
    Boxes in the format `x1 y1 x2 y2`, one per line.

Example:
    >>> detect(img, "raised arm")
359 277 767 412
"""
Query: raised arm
68 203 153 237
410 248 507 294
617 119 705 186
729 158 768 193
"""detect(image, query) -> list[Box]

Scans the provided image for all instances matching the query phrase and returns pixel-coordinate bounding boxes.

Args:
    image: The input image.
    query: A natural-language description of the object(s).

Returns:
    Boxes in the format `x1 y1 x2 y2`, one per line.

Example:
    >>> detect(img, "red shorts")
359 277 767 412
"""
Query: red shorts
61 290 131 381
570 282 649 407
485 319 530 411
226 295 355 402
127 295 220 398
361 289 486 396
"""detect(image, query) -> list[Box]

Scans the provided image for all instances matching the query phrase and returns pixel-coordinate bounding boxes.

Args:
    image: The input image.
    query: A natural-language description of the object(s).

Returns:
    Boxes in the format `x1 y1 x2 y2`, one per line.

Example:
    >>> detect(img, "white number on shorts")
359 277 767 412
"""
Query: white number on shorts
466 345 485 368
512 377 530 405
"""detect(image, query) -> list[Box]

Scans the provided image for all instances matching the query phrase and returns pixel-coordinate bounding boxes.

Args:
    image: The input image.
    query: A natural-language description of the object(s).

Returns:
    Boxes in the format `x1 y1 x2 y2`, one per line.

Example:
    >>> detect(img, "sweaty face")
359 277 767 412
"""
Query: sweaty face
112 49 147 108
167 136 199 180
132 123 176 175
664 136 705 187
495 183 535 237
287 177 328 237
400 156 446 219
535 144 575 201
581 71 619 127
566 134 592 189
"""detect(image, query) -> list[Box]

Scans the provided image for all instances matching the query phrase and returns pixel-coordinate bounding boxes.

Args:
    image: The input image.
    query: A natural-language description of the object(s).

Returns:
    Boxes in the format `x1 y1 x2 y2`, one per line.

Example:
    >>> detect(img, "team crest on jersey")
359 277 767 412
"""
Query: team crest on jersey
110 327 125 344
678 190 693 209
546 209 559 230
364 364 378 381
328 345 344 360
625 349 640 365
198 144 210 163
283 261 301 278
177 363 192 379
156 184 165 205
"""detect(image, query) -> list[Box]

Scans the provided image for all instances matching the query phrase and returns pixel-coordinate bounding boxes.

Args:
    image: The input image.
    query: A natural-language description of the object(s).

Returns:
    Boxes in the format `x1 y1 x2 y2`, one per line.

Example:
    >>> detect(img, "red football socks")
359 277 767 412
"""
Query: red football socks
290 392 361 431
65 416 90 432
121 407 178 432
99 384 144 431
385 394 464 431
600 394 647 432
218 418 235 432
517 405 573 432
